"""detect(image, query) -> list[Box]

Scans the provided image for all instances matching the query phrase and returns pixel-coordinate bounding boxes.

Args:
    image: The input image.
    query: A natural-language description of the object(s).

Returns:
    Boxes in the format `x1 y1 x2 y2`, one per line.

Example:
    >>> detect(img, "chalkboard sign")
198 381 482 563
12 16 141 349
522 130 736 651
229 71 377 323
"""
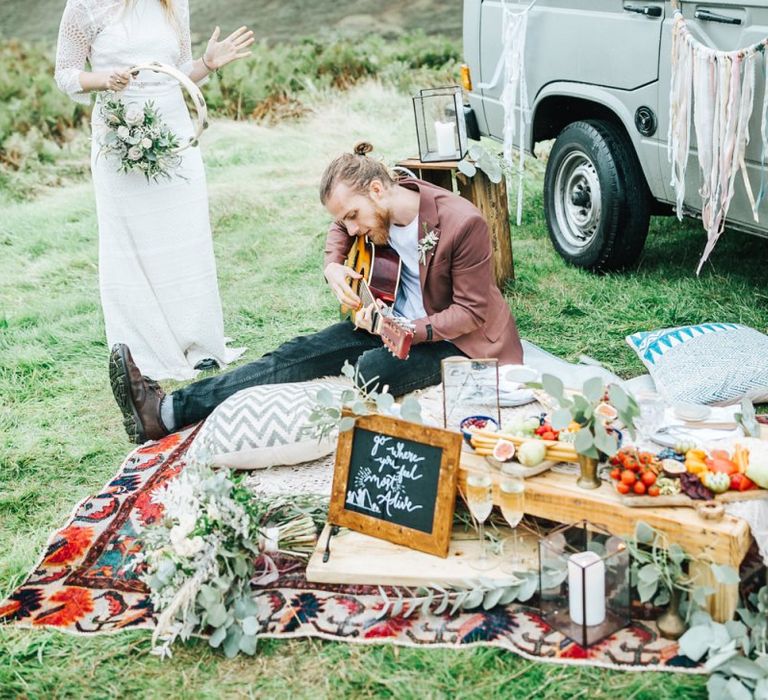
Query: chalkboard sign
329 412 463 557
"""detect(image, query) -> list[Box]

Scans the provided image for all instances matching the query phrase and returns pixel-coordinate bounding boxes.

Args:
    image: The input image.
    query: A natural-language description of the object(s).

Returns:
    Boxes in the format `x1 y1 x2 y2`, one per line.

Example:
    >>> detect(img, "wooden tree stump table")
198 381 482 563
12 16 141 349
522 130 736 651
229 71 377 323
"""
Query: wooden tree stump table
396 158 515 289
458 452 754 623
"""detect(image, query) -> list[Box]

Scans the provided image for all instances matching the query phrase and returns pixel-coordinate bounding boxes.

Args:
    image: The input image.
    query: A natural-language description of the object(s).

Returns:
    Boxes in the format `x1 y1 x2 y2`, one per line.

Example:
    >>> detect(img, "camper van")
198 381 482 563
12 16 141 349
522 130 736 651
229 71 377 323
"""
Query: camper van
462 0 768 270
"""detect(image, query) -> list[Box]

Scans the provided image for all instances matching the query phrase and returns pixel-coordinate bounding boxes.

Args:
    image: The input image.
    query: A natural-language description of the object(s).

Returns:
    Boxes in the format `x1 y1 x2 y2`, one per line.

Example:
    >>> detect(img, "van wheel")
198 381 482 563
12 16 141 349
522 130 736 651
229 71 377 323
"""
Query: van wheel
544 119 650 271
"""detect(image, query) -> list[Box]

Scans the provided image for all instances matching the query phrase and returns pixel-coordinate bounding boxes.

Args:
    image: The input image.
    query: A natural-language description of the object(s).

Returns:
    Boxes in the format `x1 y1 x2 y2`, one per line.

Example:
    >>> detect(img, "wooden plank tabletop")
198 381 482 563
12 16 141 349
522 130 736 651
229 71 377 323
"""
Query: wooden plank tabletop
306 523 537 587
458 452 752 567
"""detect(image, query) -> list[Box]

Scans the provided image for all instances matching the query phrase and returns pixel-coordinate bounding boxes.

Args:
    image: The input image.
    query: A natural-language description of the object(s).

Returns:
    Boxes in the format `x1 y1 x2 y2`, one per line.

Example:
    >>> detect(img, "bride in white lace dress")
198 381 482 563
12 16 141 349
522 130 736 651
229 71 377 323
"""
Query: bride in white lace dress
55 0 253 380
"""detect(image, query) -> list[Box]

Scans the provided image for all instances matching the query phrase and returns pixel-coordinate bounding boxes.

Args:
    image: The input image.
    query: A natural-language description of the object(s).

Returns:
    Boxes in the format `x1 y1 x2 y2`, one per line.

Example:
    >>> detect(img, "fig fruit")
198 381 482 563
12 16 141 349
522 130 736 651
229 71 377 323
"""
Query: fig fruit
492 439 516 462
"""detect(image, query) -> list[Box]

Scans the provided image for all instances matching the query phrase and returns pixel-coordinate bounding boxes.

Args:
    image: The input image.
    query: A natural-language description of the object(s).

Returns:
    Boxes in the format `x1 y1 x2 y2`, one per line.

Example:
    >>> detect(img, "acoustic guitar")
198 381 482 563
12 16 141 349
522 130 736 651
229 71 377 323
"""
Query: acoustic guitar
341 237 414 360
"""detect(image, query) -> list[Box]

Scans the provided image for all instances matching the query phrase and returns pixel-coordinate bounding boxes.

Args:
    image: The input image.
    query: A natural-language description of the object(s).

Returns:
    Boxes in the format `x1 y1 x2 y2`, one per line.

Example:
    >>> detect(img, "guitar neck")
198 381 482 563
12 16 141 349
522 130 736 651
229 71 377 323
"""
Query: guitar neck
359 278 376 309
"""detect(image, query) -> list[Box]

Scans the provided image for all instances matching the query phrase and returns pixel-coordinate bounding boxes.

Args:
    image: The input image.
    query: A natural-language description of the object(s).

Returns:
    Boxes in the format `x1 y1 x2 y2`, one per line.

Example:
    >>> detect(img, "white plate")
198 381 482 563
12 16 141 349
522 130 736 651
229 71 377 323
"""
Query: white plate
673 402 711 422
499 390 536 408
504 365 539 385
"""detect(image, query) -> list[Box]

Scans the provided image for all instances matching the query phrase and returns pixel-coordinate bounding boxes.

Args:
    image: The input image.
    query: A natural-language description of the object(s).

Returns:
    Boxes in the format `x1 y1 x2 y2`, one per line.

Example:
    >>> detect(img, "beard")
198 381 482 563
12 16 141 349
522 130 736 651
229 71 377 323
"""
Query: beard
367 205 391 247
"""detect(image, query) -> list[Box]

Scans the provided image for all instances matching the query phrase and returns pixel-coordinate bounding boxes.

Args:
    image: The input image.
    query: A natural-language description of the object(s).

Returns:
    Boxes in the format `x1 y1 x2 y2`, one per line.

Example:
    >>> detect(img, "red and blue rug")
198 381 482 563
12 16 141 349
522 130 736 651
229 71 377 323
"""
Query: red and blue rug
0 431 704 672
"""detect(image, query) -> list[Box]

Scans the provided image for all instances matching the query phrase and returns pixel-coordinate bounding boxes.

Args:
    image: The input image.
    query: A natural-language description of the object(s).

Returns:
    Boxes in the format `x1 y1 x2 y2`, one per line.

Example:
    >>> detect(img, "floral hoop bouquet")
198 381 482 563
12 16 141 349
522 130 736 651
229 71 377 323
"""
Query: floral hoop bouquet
98 62 209 183
99 96 182 181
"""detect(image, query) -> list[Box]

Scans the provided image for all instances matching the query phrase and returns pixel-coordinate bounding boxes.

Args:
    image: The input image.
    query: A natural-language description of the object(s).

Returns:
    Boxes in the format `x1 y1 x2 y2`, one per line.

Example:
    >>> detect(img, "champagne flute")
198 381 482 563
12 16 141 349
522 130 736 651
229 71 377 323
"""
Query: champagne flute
499 467 526 572
465 470 496 570
634 393 666 447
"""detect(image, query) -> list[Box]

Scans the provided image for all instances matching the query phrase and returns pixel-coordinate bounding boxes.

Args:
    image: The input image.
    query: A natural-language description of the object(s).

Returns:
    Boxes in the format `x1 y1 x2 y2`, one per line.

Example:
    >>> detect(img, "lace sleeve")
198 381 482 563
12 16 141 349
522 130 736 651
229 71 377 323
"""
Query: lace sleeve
175 0 208 87
55 0 95 105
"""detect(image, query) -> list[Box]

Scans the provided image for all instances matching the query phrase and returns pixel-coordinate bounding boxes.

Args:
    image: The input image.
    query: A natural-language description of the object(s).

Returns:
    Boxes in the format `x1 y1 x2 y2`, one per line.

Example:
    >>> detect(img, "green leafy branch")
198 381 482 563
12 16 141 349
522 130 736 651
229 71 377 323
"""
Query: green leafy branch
736 398 762 438
303 361 423 441
678 586 768 699
376 573 540 619
456 143 504 183
528 374 639 459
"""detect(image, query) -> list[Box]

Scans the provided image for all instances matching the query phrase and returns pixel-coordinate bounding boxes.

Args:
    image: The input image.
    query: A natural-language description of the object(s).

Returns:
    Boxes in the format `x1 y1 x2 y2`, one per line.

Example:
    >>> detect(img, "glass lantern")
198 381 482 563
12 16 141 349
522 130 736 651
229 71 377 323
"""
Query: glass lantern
539 520 631 648
412 86 468 163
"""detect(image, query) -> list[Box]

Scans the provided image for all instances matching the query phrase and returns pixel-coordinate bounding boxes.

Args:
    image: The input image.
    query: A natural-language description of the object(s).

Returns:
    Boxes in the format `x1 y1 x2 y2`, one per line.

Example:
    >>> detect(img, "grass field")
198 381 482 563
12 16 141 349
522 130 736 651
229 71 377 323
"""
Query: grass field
0 0 461 45
6 79 768 697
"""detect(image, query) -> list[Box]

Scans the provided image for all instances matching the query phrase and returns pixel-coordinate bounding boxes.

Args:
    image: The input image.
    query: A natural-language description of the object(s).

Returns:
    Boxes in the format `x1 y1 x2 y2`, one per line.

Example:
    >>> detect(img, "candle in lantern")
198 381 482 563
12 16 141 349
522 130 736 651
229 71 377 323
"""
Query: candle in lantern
567 550 606 626
434 120 456 157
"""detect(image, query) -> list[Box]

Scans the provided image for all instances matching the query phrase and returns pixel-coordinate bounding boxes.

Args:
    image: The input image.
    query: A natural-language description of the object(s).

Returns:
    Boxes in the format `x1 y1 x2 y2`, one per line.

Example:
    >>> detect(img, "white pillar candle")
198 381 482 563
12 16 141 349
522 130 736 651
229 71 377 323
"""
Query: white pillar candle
434 120 456 157
567 550 606 626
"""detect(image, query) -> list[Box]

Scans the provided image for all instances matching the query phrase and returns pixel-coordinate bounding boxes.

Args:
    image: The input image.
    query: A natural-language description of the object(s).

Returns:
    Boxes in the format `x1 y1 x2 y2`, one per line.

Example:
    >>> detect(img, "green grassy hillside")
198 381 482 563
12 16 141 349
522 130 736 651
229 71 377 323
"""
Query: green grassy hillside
0 0 461 45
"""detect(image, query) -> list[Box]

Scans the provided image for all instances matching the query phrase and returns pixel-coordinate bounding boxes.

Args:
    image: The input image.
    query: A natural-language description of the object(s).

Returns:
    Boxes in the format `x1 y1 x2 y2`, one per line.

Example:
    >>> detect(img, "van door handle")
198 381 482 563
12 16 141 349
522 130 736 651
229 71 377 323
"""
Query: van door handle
694 9 742 25
624 4 662 18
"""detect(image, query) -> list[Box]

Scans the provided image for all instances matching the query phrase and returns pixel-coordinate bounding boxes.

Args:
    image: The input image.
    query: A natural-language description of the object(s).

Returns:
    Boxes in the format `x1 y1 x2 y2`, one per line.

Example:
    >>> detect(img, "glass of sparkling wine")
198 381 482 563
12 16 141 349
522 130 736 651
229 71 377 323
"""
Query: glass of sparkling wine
499 466 526 573
466 470 496 571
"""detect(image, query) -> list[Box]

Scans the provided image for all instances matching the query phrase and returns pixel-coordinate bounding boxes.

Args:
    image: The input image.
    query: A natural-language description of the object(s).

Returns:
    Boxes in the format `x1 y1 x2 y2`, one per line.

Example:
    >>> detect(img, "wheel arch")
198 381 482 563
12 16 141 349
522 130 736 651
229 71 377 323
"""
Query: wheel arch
530 84 655 199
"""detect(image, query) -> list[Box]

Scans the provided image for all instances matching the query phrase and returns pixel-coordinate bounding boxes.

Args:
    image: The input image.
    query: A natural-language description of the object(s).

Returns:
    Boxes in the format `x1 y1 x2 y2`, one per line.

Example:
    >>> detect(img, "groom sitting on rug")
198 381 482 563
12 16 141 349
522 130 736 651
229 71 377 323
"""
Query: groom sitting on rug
109 141 524 443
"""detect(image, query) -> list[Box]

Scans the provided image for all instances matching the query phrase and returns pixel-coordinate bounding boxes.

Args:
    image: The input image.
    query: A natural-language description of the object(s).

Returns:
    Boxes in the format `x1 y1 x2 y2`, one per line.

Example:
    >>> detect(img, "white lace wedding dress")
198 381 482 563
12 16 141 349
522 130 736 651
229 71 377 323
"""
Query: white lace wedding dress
55 0 245 380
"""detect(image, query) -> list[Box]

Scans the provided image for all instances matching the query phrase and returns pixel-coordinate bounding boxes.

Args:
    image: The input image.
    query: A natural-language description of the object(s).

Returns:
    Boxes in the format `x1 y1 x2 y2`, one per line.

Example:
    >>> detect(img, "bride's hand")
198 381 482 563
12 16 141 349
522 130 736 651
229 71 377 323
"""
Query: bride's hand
203 26 255 70
103 68 133 91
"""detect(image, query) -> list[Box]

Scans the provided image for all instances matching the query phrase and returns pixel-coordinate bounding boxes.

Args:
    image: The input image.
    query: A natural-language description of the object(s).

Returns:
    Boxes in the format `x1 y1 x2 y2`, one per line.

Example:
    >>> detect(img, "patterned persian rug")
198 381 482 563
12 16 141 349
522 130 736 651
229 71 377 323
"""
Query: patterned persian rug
0 431 703 673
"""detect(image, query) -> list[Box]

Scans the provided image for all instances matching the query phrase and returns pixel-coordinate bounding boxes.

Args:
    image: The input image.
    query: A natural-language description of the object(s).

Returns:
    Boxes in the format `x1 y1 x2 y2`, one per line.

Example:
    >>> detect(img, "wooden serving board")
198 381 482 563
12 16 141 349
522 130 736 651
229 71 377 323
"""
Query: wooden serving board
306 523 538 587
620 488 768 508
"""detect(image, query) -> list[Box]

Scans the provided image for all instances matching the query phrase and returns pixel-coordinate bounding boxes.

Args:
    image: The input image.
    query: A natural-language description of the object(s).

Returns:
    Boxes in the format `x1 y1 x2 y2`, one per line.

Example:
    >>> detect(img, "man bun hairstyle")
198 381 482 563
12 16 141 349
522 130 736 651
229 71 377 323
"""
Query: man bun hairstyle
353 141 374 156
319 141 395 205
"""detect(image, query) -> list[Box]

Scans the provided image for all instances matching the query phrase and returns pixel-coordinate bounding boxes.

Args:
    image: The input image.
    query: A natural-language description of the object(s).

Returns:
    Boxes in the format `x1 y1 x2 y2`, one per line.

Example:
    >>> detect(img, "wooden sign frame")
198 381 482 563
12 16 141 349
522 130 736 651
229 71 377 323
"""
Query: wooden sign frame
328 412 463 558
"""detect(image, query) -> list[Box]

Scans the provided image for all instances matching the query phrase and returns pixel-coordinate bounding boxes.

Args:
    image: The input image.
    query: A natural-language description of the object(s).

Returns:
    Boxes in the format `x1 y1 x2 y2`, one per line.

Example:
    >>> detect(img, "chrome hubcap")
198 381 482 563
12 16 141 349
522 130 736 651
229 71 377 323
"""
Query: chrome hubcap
554 151 602 251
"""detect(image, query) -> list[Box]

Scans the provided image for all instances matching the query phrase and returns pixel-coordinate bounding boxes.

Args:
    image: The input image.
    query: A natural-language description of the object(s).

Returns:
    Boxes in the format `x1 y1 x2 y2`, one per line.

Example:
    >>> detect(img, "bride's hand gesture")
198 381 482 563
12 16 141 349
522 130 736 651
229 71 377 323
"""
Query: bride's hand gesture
203 26 255 70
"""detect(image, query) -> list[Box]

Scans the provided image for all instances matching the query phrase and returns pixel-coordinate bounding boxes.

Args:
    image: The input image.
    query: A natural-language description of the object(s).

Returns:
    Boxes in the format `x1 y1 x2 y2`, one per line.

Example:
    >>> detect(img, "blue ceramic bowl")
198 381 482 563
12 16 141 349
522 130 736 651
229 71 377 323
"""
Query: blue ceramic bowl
460 415 500 447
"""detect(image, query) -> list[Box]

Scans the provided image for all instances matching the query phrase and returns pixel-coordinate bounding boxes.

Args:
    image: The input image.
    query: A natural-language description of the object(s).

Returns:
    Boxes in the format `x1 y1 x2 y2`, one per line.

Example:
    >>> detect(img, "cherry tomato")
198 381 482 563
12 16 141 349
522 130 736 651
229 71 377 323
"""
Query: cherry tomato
641 471 657 486
541 431 556 441
647 485 661 497
617 482 631 494
633 481 647 495
610 467 621 480
620 470 637 486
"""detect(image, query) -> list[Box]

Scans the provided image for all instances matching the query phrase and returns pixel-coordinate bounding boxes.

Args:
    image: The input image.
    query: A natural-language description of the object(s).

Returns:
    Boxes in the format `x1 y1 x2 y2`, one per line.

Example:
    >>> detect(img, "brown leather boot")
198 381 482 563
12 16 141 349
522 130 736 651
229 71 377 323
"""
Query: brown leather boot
109 344 169 444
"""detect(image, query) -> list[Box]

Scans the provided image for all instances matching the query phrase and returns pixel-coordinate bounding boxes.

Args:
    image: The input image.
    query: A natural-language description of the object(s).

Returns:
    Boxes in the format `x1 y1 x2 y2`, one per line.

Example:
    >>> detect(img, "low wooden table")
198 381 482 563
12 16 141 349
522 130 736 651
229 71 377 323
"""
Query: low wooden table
396 158 514 289
458 452 754 623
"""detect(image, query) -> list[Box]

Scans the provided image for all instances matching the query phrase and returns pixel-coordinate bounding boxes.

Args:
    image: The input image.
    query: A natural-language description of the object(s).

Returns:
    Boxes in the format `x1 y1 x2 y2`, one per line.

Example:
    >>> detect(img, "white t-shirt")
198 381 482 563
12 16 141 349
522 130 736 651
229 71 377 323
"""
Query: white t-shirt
388 216 427 321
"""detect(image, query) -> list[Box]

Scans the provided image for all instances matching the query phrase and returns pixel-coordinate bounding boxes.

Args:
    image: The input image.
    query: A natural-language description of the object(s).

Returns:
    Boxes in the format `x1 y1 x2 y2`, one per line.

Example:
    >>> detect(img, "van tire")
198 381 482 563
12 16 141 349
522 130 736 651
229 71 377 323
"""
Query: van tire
544 119 650 271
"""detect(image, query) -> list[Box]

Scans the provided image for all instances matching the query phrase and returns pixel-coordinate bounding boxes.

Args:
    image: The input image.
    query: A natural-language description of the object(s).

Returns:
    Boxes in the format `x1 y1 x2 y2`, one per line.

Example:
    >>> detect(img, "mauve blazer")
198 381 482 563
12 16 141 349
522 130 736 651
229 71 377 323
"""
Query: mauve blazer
323 178 524 365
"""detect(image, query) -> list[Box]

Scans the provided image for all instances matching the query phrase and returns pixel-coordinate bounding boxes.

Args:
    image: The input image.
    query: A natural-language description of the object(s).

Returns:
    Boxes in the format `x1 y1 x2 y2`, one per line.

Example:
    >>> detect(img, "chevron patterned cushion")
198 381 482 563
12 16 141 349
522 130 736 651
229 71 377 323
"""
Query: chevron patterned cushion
187 378 352 470
625 323 768 405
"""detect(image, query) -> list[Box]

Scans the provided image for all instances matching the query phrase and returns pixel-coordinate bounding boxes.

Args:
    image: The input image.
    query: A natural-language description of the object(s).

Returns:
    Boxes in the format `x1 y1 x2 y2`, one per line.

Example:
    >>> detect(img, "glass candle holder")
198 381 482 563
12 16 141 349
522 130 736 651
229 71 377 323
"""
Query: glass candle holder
539 520 631 647
412 86 468 163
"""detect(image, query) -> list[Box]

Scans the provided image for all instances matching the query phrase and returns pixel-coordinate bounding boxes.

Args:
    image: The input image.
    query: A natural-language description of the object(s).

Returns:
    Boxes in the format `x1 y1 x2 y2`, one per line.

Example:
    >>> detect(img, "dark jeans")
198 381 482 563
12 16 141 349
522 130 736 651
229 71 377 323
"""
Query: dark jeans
172 322 465 428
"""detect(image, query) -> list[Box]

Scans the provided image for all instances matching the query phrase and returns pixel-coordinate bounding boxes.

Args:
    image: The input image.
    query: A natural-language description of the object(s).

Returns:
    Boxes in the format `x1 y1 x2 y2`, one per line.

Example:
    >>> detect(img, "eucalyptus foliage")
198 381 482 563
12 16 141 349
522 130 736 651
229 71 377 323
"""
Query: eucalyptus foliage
530 374 639 459
678 588 768 700
137 458 325 659
377 572 540 619
303 361 423 441
626 521 768 699
456 143 504 183
736 398 762 438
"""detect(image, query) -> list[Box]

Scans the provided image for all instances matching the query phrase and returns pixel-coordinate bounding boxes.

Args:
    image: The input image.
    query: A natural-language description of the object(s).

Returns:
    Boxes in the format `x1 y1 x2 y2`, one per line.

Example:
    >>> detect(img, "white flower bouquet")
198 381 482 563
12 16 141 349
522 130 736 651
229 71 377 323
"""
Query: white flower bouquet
136 456 325 658
99 95 183 182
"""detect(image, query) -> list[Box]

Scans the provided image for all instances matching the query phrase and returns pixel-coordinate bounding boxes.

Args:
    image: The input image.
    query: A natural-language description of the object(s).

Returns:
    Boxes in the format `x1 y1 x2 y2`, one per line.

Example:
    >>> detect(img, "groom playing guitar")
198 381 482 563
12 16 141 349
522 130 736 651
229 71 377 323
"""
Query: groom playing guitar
109 141 524 443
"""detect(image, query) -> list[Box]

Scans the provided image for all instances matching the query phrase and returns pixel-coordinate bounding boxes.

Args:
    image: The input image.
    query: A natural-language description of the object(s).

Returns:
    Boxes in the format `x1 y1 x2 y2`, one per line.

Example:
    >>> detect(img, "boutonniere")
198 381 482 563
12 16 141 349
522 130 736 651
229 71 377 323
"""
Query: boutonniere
417 227 440 265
